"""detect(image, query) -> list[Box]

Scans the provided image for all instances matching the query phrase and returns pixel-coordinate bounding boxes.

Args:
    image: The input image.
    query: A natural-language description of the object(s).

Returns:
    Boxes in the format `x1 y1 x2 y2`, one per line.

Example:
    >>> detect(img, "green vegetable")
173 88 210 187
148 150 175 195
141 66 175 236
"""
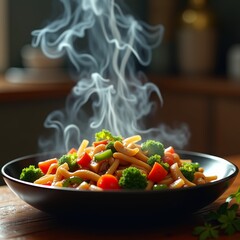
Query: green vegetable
193 188 240 239
20 165 44 183
141 140 164 157
106 141 117 153
95 129 122 142
119 167 147 190
94 149 113 162
147 154 161 166
58 153 78 172
62 176 83 187
95 129 122 155
179 162 199 182
153 184 168 190
147 154 169 171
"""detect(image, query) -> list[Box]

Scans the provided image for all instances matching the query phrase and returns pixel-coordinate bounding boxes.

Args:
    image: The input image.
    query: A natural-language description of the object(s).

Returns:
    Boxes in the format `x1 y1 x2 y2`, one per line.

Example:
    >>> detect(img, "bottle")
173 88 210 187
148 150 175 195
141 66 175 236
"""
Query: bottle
177 0 216 75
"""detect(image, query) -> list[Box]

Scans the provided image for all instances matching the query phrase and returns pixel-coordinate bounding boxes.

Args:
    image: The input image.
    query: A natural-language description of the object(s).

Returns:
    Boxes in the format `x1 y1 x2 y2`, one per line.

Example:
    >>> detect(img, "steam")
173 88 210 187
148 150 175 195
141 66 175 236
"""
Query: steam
32 0 189 152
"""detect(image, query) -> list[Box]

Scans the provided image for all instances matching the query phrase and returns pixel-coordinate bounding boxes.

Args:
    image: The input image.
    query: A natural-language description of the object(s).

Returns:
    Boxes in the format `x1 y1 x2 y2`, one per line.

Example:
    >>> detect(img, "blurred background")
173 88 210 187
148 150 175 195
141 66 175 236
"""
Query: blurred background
1 0 240 184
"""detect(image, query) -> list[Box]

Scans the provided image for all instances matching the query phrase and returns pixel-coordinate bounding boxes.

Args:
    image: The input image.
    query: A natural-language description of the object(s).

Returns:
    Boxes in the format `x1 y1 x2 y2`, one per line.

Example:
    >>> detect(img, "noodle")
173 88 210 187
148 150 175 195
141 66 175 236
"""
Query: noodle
114 141 139 157
77 181 90 190
113 152 152 172
123 135 141 145
170 163 196 187
93 144 106 155
106 159 120 175
89 185 103 191
158 174 174 185
64 168 100 182
134 151 149 163
169 178 185 189
77 139 89 157
145 180 154 190
46 162 58 175
34 174 55 185
194 171 217 184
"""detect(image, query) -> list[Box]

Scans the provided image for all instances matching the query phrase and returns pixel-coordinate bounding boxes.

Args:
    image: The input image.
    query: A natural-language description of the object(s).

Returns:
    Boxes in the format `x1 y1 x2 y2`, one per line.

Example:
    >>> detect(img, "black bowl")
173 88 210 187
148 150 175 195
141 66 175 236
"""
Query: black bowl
1 151 238 218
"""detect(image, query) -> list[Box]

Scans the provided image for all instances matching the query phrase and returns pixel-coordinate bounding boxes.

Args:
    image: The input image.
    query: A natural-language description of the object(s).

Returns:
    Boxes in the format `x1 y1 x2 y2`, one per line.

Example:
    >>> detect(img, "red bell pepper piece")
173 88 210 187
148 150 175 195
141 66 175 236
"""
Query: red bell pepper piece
77 152 92 168
38 158 58 174
148 162 168 182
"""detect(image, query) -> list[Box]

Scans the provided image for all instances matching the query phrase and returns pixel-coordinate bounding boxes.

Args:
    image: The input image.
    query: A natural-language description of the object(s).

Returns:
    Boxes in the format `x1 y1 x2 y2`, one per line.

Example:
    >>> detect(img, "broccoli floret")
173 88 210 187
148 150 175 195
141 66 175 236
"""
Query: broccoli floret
95 129 122 142
147 154 169 171
58 153 78 172
141 140 165 157
160 162 170 172
20 165 44 183
180 162 200 182
147 154 161 166
95 129 122 154
119 167 147 190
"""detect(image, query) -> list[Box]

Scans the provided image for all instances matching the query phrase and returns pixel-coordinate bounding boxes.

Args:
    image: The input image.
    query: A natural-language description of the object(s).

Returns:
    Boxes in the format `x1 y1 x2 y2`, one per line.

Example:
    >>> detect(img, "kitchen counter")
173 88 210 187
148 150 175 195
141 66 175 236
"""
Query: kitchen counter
0 73 74 102
0 155 240 240
2 73 240 103
150 74 240 98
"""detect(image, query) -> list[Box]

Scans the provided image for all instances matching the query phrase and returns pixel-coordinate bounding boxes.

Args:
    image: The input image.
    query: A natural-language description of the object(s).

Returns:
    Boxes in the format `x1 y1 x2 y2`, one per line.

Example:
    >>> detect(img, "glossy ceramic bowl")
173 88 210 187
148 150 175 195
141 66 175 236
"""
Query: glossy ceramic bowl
1 151 238 219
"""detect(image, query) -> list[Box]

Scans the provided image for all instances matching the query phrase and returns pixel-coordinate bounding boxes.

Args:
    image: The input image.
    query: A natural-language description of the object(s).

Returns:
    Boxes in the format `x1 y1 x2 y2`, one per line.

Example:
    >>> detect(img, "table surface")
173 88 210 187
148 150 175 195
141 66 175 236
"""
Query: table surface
1 155 240 240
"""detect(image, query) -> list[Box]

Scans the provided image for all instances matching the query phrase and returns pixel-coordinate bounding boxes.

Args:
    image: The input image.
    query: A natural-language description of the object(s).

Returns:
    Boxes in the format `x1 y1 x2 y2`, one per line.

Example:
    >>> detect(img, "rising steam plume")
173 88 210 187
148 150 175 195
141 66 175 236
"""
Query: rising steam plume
32 0 189 152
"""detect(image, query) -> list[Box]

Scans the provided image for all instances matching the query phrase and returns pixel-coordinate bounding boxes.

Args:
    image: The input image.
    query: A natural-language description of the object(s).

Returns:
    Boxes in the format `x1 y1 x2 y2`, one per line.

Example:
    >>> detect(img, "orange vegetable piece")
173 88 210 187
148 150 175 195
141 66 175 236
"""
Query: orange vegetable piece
38 158 58 174
148 162 168 182
68 148 77 154
97 174 120 190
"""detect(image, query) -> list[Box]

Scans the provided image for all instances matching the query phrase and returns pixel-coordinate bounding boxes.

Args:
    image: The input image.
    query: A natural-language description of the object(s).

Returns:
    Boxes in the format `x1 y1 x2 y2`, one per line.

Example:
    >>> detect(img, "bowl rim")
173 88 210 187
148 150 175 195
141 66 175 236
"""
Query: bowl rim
1 150 239 194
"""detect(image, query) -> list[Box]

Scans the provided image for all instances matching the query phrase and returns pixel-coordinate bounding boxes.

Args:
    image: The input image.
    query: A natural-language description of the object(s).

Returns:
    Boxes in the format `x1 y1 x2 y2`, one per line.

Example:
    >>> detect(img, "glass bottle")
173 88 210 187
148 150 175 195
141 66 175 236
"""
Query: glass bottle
177 0 216 75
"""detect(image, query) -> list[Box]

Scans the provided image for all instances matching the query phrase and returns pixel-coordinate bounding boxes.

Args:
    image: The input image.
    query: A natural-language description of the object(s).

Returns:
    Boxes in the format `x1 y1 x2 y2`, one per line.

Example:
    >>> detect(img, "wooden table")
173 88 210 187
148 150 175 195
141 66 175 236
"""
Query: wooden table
1 156 240 240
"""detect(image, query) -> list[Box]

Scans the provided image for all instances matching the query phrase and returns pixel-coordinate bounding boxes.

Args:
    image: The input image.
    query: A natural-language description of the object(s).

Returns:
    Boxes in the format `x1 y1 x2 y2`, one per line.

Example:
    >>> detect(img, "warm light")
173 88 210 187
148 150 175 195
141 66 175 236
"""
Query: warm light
183 10 209 30
183 10 197 24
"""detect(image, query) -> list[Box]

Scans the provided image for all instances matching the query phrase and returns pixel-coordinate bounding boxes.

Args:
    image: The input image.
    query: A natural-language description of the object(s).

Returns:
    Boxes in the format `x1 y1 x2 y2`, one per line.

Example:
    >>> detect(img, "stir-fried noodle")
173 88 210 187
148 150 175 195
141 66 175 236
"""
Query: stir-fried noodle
20 131 217 191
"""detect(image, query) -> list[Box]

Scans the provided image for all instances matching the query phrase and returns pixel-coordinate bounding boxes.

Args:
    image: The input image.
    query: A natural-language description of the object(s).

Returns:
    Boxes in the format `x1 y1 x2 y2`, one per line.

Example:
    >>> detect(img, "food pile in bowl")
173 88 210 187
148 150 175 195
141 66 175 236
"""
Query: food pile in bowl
19 129 217 191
